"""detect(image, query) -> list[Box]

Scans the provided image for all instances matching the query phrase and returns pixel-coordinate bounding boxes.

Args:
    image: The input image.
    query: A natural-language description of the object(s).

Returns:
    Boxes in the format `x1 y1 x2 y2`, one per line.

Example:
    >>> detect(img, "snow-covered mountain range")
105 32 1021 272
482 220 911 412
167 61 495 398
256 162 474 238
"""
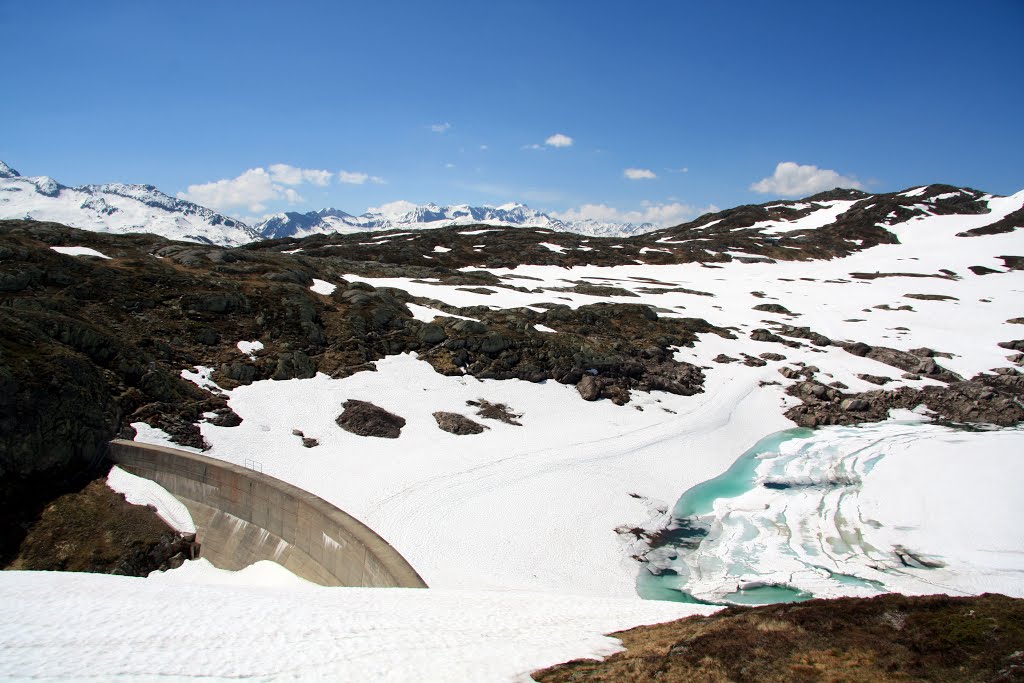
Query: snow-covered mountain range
0 161 656 244
0 161 259 246
254 202 656 239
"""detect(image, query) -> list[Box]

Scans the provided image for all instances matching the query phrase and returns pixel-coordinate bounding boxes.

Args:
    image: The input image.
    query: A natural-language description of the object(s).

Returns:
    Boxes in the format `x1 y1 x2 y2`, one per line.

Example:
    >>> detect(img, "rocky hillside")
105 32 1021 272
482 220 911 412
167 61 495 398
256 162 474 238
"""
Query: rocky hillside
534 592 1024 682
256 184 1019 271
0 218 721 557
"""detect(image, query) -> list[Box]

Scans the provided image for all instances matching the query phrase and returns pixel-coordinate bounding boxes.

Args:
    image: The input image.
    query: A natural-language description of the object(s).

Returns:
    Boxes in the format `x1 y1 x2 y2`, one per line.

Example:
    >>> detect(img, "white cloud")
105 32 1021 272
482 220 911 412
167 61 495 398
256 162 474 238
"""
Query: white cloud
553 201 715 227
178 163 380 212
430 122 452 133
624 168 657 180
544 133 574 148
367 200 419 217
178 168 290 213
338 171 368 184
267 164 332 186
445 163 456 169
750 161 863 196
479 144 489 150
338 170 385 185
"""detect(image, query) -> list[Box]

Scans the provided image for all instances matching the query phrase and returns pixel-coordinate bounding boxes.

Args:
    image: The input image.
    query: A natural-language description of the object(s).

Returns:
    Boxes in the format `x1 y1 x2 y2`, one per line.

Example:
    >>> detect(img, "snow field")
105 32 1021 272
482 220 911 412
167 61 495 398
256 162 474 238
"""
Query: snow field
0 568 712 682
106 465 196 534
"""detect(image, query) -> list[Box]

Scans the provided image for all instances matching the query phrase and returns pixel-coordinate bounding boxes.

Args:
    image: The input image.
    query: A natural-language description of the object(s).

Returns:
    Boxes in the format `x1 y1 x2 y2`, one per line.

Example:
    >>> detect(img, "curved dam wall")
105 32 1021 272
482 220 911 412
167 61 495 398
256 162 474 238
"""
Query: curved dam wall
107 440 427 589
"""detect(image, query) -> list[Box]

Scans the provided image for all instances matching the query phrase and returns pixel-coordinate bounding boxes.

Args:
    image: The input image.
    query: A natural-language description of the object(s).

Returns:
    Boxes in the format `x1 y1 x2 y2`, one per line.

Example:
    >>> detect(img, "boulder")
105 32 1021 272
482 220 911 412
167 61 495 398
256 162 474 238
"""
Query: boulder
433 412 487 435
272 351 316 380
417 323 447 344
336 400 406 438
576 375 602 401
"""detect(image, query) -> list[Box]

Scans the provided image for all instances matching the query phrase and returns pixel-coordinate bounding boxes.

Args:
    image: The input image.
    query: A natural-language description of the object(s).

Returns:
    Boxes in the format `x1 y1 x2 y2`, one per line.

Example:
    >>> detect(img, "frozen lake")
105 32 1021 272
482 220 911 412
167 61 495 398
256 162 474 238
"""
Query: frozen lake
639 419 1024 605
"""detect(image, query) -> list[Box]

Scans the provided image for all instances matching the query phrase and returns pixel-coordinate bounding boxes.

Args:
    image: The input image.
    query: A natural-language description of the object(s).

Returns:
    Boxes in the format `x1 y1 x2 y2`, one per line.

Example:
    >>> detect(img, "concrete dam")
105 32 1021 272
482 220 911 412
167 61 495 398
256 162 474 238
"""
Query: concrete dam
107 440 427 588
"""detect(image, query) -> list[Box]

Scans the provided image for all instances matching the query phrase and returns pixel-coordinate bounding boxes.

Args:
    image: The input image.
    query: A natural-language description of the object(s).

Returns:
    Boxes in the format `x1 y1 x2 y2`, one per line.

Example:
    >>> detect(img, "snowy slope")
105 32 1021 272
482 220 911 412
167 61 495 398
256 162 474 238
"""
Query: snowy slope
119 188 1024 604
0 161 258 246
1 175 1022 681
256 201 657 239
0 568 713 682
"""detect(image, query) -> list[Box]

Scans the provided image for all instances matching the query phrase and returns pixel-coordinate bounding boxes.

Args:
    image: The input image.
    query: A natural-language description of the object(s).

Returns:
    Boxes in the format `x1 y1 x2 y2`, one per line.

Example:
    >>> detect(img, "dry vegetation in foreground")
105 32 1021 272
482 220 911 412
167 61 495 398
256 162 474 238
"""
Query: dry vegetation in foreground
533 593 1024 682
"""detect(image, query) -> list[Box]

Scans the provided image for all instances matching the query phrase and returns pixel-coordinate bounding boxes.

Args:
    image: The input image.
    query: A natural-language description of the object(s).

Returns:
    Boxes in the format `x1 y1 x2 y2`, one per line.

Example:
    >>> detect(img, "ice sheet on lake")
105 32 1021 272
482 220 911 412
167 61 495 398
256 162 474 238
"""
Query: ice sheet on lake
645 421 1024 604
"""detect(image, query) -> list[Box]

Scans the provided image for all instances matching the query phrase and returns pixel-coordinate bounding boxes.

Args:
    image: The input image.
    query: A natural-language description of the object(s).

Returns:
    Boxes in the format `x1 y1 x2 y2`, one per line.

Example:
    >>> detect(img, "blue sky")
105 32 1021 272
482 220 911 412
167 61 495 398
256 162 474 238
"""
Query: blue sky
2 0 1022 225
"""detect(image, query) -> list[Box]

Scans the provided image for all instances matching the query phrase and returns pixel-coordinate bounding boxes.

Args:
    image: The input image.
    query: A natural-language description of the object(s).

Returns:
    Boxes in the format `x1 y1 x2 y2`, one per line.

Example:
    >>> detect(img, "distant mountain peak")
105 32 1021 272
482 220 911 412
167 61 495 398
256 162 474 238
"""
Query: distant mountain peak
0 162 258 246
253 201 655 239
0 160 20 179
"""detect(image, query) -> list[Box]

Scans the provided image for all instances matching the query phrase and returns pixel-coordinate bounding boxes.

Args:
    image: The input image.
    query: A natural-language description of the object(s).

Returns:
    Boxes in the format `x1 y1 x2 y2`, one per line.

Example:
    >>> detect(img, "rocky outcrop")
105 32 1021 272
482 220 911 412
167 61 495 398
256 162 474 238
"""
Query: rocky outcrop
843 342 962 383
752 303 797 315
5 477 196 575
336 400 406 438
785 369 1024 428
432 412 487 435
417 302 717 405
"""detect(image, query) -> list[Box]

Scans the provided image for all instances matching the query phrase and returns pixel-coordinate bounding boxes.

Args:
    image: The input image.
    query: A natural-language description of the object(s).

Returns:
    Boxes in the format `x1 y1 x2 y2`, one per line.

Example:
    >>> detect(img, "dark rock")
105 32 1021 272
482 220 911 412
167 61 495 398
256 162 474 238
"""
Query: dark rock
775 325 831 346
272 351 316 380
840 398 869 411
335 400 406 438
433 411 487 435
998 340 1024 352
779 366 802 380
712 354 738 364
752 303 797 315
845 341 872 357
750 329 802 348
418 323 447 344
759 352 786 361
843 342 962 382
904 293 958 301
858 374 891 386
968 265 1001 275
1000 255 1024 270
449 319 488 336
576 375 602 400
221 362 257 384
301 437 319 448
207 408 242 427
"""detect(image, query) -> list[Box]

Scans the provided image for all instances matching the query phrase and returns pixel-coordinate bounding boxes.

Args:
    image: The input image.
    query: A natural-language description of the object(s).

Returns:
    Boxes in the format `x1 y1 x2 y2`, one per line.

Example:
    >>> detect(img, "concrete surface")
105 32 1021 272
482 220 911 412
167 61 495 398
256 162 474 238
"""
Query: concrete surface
107 439 427 588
